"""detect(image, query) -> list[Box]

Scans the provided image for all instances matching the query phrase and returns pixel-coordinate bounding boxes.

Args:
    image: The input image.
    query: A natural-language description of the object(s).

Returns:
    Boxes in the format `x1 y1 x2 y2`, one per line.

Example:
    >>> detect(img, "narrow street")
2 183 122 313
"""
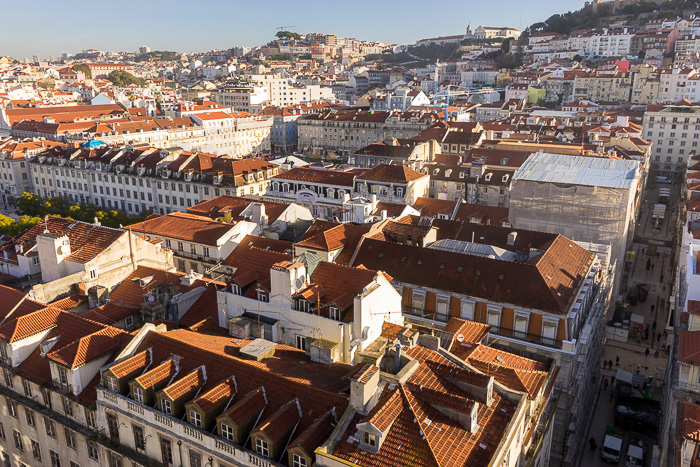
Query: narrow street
581 179 680 467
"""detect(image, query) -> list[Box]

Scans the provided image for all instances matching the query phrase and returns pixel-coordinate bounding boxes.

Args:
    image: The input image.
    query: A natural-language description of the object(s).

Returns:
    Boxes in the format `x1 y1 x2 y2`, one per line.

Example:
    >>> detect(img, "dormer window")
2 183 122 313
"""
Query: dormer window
459 171 465 179
133 387 144 403
190 410 202 428
329 306 341 321
57 366 69 387
502 174 509 183
363 432 377 447
295 299 311 313
255 438 270 458
257 289 269 303
161 398 172 415
485 173 492 182
106 376 118 392
292 454 308 467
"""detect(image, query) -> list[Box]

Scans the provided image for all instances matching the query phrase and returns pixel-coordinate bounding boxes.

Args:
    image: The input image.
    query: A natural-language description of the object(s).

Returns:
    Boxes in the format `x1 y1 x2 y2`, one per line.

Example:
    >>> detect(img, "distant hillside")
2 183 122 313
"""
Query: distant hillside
526 0 700 36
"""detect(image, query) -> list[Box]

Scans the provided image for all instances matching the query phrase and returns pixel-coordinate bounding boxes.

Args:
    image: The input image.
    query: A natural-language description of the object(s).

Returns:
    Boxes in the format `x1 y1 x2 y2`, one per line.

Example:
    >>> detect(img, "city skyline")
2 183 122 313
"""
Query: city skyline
3 0 583 59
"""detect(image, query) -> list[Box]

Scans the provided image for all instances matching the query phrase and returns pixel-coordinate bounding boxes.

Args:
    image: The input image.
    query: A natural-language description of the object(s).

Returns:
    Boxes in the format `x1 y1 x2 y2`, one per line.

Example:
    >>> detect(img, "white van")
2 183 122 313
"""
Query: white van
625 437 644 467
602 431 623 463
655 176 671 184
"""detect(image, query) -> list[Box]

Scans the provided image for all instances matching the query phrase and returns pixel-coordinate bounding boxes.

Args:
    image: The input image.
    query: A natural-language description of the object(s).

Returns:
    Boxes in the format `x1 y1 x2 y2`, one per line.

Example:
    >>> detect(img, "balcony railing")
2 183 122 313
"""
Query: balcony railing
402 306 449 323
488 324 564 350
97 387 284 467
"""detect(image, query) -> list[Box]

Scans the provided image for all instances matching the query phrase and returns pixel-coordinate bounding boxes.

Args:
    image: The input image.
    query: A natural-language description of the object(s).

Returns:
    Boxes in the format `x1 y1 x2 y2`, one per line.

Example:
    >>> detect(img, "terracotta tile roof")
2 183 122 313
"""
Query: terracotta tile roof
352 236 592 315
191 378 236 413
333 344 514 467
126 212 237 246
223 235 293 269
109 349 152 379
288 410 336 456
442 318 491 353
356 164 426 184
255 398 302 442
81 301 139 325
49 294 88 311
453 204 510 226
689 300 700 316
679 330 700 366
412 197 458 218
47 326 127 369
163 366 206 401
223 387 267 426
231 247 292 295
0 285 45 323
371 201 408 219
159 329 358 394
363 389 403 431
13 217 125 264
273 167 364 187
680 401 700 442
126 329 350 456
135 358 177 388
178 286 220 328
296 262 387 316
0 306 63 343
16 312 123 403
190 196 292 223
108 266 225 307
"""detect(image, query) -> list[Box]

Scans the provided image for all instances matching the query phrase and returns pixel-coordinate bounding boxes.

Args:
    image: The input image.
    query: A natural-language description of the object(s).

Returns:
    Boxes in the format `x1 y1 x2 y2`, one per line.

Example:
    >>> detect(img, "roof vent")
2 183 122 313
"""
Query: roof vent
417 259 423 265
475 269 482 276
498 274 504 280
400 257 407 262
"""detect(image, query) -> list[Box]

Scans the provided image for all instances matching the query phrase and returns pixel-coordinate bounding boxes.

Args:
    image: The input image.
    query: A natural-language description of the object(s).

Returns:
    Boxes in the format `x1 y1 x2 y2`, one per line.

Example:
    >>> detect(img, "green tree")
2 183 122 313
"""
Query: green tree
106 70 146 87
16 192 46 217
71 64 91 79
275 31 301 40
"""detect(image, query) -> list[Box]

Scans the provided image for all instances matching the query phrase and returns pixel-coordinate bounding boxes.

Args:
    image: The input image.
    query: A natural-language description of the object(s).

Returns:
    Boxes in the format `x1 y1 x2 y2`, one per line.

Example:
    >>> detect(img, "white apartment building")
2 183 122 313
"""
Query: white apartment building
643 101 700 180
220 249 404 363
22 145 279 216
215 85 269 113
657 68 699 102
588 29 635 57
247 74 335 107
190 112 272 157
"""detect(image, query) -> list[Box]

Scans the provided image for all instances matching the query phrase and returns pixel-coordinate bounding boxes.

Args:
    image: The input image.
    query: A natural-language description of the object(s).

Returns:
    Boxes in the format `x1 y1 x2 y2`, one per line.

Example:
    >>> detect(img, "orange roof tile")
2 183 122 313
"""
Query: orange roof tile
109 349 152 379
163 366 205 401
47 326 126 369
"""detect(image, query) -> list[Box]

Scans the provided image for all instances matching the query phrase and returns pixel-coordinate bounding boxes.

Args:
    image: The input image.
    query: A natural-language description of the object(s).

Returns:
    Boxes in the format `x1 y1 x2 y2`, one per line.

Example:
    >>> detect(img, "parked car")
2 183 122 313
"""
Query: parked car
625 436 644 467
602 426 624 463
655 176 671 184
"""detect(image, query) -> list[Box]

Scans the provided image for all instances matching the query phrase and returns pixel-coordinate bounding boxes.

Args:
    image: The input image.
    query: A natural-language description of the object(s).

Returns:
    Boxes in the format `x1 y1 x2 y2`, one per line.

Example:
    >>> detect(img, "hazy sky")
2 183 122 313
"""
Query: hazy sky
2 0 584 59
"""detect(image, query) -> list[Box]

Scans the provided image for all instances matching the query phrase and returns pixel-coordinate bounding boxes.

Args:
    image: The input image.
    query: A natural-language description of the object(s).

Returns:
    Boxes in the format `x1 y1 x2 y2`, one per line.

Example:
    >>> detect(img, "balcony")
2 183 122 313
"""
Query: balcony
97 387 285 467
402 306 449 323
488 323 564 350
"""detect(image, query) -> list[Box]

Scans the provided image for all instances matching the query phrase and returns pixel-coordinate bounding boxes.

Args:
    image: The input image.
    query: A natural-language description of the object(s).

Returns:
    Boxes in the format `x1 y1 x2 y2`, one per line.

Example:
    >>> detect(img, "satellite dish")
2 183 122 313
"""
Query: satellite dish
294 278 304 289
456 334 464 343
147 294 155 303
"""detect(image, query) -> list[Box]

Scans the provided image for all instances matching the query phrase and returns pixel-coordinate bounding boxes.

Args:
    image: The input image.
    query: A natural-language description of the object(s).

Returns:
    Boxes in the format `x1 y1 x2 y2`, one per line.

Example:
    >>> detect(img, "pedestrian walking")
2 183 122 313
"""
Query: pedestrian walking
611 375 615 385
609 359 614 370
610 391 614 402
642 247 645 254
646 258 651 271
661 274 664 283
604 378 609 389
645 348 650 358
655 350 659 358
651 263 655 271
657 252 660 259
652 320 657 331
616 356 620 366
